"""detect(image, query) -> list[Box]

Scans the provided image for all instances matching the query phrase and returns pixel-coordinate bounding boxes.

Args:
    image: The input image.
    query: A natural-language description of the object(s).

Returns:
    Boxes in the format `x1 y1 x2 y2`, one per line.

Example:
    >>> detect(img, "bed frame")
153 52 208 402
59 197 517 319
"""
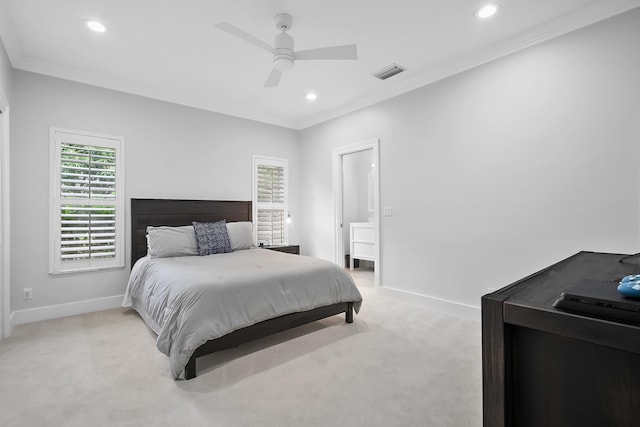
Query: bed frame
130 198 354 379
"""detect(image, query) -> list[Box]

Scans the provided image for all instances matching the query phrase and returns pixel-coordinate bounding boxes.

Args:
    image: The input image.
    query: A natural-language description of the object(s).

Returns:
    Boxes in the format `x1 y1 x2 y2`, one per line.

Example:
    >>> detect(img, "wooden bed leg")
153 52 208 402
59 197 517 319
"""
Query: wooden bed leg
185 356 196 380
346 302 354 323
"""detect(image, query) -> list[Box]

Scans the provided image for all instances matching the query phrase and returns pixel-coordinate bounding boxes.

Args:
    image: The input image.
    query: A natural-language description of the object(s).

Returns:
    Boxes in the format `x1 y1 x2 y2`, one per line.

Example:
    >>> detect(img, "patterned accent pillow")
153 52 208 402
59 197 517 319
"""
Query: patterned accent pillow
192 220 232 256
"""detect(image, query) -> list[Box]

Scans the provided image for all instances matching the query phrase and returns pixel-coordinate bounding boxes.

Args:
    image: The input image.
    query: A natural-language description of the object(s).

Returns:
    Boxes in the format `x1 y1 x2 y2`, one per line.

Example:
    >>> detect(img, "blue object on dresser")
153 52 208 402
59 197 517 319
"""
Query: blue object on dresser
618 275 640 299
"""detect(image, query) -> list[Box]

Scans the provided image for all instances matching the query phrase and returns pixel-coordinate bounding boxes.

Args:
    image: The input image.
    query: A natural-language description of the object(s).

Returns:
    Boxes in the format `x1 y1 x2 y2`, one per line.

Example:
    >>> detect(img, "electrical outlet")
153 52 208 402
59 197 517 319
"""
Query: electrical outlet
23 288 32 300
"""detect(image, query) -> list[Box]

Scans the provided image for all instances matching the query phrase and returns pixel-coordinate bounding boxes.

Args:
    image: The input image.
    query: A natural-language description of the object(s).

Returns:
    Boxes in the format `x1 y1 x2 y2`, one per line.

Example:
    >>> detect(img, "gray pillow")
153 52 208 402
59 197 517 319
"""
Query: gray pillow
146 225 198 258
226 221 255 251
192 220 232 255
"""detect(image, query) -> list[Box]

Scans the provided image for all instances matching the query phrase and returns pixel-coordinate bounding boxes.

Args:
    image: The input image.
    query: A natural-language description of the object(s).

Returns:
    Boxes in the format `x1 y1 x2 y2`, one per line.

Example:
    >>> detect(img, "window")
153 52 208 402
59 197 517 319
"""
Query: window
253 156 288 245
49 128 125 274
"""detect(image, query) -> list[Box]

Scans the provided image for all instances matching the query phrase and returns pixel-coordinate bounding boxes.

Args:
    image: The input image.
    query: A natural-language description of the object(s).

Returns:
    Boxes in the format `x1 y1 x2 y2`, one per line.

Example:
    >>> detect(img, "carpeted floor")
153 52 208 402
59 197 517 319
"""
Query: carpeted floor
0 269 482 426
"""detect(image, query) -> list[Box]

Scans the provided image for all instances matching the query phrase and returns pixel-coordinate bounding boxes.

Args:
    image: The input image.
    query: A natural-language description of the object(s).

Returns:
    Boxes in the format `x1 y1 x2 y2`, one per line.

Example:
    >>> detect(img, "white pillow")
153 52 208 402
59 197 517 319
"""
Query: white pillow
147 225 198 258
226 221 255 251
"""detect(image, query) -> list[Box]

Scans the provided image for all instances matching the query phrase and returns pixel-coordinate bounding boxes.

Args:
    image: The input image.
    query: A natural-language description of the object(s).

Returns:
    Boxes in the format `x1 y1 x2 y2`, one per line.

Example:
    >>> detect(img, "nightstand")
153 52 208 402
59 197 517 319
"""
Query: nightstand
261 244 300 255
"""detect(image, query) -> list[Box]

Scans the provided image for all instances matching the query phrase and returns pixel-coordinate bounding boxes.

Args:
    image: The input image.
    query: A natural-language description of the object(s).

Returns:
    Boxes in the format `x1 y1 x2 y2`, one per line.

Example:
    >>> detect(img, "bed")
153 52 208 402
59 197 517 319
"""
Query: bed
123 198 362 379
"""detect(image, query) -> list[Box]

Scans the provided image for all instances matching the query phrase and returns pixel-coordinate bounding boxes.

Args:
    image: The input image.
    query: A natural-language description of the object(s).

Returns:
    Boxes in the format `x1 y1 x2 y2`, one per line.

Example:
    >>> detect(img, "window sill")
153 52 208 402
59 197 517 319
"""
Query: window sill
49 264 126 276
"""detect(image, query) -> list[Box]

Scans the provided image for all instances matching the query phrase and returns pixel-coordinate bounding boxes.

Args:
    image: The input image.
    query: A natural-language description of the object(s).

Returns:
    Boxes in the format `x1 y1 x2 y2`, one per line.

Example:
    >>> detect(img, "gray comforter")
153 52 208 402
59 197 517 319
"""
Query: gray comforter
122 248 362 378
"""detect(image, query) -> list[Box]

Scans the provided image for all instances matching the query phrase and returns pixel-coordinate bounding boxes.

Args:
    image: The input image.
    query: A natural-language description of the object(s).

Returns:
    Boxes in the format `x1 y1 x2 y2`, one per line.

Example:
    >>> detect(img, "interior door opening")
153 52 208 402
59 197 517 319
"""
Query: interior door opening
333 139 380 291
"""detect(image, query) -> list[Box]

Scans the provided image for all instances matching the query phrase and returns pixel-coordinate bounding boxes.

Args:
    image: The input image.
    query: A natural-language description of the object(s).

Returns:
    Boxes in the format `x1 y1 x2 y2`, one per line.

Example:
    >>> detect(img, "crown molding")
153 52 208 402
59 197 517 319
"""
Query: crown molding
0 1 295 128
294 0 640 130
14 56 297 129
1 0 639 131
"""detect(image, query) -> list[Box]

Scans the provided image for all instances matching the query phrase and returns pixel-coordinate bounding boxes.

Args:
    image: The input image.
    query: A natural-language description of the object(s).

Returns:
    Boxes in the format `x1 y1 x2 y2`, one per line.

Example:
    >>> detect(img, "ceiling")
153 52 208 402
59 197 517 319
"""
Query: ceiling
1 0 639 130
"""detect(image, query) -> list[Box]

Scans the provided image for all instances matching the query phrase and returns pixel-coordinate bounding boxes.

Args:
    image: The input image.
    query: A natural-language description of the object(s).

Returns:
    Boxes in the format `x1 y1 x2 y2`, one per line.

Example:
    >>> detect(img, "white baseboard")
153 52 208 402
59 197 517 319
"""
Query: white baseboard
380 286 481 321
9 287 480 328
11 295 124 326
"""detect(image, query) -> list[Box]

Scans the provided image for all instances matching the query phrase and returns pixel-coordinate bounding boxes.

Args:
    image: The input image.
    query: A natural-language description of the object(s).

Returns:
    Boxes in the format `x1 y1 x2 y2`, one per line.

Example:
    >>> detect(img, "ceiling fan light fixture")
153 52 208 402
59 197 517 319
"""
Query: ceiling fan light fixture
476 3 500 19
274 56 294 71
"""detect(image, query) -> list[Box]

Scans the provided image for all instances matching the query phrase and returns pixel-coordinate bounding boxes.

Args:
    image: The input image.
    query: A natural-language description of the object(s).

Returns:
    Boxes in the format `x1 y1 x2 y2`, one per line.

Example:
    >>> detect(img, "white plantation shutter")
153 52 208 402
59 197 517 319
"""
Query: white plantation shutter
253 157 288 245
60 206 116 260
60 143 116 199
50 129 125 273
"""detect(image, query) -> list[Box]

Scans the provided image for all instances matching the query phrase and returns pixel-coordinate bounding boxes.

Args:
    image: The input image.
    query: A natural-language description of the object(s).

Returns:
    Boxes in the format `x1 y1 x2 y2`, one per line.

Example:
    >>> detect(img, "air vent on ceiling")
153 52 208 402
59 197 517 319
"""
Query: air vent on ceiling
373 63 406 80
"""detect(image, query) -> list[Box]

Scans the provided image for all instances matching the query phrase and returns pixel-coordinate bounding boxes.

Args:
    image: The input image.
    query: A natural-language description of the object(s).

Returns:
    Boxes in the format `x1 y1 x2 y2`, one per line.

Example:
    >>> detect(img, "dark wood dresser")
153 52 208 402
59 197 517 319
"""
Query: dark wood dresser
482 251 640 426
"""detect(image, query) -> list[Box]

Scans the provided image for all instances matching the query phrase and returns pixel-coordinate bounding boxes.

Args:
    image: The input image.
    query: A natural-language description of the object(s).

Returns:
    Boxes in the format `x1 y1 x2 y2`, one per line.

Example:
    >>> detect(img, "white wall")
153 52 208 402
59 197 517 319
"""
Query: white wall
10 70 299 315
300 8 640 311
6 8 640 323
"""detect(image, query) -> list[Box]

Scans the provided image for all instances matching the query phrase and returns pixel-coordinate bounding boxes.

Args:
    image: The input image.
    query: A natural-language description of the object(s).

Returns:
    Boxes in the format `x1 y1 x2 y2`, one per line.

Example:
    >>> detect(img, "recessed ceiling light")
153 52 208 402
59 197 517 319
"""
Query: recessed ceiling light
85 19 108 33
305 92 317 101
476 3 500 19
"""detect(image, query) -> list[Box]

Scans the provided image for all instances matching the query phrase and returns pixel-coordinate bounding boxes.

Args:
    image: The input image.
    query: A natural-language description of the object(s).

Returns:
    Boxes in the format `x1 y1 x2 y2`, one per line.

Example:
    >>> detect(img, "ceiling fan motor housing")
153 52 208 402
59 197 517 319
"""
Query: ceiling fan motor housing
273 31 294 71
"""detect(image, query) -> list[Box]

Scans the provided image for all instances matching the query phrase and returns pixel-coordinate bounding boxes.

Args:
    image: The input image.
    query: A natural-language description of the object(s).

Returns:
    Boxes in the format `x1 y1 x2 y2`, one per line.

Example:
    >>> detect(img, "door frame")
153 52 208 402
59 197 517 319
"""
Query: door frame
332 138 380 291
0 88 10 339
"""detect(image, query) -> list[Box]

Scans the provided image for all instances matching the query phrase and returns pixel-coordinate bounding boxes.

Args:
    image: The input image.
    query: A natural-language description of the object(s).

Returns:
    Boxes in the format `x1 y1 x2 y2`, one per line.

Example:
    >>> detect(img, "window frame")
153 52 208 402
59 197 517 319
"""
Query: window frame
49 127 125 274
252 155 289 246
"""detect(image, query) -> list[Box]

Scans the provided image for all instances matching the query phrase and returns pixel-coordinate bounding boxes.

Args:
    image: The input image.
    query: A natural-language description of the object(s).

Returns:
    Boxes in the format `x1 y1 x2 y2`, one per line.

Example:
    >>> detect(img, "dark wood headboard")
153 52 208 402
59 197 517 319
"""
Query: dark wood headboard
130 199 252 267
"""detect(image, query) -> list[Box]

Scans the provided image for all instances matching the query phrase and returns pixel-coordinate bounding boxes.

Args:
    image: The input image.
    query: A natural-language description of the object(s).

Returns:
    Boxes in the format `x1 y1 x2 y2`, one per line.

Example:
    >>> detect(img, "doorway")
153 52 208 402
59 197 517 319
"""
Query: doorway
332 139 380 291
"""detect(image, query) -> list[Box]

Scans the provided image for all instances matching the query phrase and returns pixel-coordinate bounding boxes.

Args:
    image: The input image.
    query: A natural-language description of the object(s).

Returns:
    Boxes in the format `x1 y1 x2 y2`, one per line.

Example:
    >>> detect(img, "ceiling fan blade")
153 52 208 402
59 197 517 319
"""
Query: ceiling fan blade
214 22 275 54
294 44 358 61
264 68 282 87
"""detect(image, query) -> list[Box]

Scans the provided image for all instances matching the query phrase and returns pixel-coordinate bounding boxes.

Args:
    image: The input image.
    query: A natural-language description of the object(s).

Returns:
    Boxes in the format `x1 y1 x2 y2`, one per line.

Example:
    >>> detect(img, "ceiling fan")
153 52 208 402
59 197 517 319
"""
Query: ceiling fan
214 13 358 87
